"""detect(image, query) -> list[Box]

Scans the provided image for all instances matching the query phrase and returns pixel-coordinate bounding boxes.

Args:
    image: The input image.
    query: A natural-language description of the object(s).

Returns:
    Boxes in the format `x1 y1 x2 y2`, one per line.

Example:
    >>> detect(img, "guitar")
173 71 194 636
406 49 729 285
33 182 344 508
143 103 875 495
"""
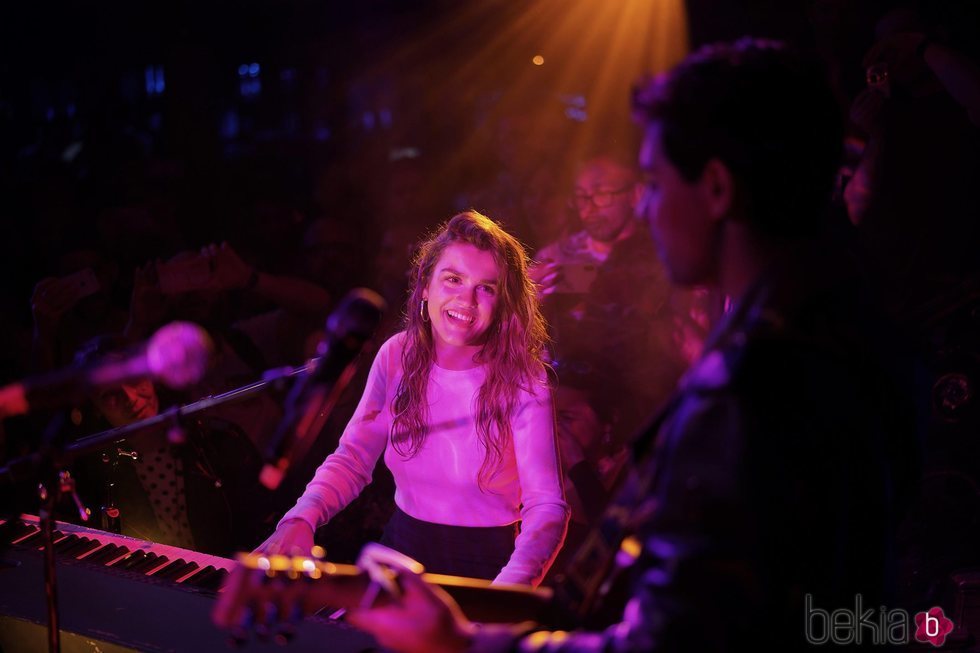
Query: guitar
211 544 554 639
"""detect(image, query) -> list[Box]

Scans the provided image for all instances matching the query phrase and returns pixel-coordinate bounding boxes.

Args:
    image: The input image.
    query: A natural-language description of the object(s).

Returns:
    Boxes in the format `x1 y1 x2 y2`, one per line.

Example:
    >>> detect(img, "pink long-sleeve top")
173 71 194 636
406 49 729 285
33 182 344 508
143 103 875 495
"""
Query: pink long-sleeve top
280 332 569 586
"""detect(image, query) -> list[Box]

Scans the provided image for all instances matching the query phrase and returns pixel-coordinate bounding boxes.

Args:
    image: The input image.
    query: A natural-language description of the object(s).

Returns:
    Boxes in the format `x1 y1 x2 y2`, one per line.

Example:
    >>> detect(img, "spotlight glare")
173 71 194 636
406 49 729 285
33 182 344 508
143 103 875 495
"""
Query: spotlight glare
532 55 545 66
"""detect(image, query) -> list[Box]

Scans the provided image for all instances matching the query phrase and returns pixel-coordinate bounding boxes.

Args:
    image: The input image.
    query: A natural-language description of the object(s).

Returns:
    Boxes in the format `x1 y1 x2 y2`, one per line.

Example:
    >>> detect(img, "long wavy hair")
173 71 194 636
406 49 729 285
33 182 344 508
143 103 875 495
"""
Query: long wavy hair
391 211 549 489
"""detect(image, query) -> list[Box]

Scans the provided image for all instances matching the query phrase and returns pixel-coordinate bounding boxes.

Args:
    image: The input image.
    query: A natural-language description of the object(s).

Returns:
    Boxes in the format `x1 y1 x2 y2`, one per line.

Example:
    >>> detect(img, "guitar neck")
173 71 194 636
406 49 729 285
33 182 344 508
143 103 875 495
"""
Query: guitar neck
237 556 554 624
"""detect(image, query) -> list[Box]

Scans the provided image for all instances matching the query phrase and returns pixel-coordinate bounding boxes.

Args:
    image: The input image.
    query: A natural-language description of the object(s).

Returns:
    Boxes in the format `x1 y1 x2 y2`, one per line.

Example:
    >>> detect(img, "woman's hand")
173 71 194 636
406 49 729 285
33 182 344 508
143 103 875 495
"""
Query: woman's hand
253 519 315 556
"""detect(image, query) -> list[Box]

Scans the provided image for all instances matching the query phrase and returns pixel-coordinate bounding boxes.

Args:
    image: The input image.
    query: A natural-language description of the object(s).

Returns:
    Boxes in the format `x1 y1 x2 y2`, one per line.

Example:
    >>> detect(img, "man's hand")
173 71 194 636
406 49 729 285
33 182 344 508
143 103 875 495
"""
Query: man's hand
125 262 169 339
204 242 253 291
849 87 887 134
346 566 476 653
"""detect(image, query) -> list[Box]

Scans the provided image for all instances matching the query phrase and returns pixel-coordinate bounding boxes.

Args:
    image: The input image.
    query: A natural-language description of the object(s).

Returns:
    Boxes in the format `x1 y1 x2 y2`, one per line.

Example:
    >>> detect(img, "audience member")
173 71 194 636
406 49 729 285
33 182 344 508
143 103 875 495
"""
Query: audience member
532 155 701 481
68 335 266 555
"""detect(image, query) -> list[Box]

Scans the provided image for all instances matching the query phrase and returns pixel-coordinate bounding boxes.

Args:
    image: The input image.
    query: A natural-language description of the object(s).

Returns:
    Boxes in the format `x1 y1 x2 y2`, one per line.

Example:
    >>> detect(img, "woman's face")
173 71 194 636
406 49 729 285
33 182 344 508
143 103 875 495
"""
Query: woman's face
423 243 502 359
93 378 160 427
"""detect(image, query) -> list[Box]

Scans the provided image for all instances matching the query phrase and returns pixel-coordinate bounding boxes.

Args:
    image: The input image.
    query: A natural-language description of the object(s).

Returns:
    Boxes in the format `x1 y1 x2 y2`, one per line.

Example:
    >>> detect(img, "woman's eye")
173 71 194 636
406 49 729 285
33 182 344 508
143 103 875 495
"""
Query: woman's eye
446 275 460 284
478 284 496 296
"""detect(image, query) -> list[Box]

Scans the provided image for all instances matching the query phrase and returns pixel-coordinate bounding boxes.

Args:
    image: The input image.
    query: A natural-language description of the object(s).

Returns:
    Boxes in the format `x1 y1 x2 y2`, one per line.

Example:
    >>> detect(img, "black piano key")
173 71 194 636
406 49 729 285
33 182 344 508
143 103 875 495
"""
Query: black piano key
107 548 140 568
78 543 114 563
127 552 162 572
10 528 41 545
115 550 148 569
53 534 81 551
130 553 166 573
181 565 217 586
199 568 229 591
172 561 202 581
3 521 36 542
37 531 75 551
69 538 102 558
149 558 187 578
58 536 93 556
84 543 124 564
14 530 47 547
158 560 198 581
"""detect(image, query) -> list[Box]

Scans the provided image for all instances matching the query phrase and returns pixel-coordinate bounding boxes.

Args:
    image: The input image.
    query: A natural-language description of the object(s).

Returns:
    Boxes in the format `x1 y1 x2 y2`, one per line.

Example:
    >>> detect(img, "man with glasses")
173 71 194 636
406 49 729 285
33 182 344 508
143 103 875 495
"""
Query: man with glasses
531 156 697 579
536 156 645 274
532 154 695 445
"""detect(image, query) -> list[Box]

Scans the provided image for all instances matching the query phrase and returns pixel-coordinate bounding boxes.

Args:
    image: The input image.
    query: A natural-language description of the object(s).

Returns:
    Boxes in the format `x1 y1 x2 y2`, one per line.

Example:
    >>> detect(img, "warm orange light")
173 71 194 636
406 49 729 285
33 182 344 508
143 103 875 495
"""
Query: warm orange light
363 0 690 176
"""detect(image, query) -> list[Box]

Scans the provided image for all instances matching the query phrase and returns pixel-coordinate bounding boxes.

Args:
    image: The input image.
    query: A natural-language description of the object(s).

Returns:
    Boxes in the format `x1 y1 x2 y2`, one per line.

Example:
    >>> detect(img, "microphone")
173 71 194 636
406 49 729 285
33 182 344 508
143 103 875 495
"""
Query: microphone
260 288 386 490
0 322 213 419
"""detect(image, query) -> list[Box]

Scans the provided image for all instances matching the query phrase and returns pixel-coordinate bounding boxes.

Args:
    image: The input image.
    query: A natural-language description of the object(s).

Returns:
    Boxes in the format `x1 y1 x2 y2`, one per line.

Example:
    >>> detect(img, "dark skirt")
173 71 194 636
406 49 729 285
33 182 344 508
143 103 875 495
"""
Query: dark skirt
380 506 517 581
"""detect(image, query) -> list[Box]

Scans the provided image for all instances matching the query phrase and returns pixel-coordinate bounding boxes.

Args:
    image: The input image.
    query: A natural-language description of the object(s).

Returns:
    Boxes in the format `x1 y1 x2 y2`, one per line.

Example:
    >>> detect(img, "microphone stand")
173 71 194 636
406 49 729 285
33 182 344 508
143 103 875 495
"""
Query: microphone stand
0 359 313 653
62 362 310 459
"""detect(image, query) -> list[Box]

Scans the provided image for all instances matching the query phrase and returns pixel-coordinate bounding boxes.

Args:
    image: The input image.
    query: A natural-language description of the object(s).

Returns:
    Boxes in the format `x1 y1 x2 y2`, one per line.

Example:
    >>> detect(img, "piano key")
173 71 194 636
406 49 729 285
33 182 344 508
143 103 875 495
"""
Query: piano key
103 545 131 564
58 536 93 556
2 520 37 542
91 544 129 566
198 568 229 591
9 516 238 591
107 550 139 568
14 530 47 547
160 561 199 581
53 534 81 551
180 564 217 586
82 544 125 564
129 553 166 573
148 559 188 579
69 538 102 558
9 528 41 545
36 532 75 551
114 550 148 570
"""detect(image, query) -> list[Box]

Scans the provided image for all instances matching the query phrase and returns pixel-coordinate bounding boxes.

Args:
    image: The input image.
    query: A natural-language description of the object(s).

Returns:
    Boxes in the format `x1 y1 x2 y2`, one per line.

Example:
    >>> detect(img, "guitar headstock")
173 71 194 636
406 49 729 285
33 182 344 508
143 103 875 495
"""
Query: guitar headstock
213 549 377 646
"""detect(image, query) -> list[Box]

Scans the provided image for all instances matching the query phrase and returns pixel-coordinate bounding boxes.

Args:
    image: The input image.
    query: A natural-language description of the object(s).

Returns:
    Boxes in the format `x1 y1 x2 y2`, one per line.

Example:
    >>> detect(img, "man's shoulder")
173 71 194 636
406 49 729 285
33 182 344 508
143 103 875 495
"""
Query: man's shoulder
692 289 884 414
681 296 843 394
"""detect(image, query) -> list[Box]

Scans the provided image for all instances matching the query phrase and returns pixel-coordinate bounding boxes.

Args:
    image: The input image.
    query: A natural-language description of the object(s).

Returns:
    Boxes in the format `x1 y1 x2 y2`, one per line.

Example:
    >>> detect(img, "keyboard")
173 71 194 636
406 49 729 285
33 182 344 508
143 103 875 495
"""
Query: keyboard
0 514 377 652
3 514 235 591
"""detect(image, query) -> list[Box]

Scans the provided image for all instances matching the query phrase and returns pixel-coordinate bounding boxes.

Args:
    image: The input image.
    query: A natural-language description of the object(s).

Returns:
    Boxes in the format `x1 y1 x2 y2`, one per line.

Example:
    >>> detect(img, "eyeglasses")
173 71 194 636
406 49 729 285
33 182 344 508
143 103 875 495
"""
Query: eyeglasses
570 186 633 211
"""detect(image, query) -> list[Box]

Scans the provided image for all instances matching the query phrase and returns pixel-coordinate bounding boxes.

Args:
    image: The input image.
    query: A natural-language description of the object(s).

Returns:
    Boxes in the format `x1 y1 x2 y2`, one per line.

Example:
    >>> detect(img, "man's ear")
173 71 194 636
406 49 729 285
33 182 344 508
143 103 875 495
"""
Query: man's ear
699 158 735 222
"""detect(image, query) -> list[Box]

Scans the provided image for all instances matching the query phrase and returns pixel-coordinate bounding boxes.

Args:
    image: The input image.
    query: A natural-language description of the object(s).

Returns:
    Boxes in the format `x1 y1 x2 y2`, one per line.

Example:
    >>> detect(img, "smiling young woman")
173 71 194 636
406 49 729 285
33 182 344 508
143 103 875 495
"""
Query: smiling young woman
259 211 569 586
